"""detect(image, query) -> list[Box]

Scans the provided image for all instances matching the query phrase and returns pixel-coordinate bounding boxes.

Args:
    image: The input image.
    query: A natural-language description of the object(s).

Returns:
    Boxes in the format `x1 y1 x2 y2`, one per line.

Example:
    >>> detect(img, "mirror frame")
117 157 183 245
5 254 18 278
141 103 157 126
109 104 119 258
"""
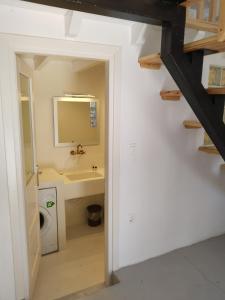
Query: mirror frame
53 96 99 147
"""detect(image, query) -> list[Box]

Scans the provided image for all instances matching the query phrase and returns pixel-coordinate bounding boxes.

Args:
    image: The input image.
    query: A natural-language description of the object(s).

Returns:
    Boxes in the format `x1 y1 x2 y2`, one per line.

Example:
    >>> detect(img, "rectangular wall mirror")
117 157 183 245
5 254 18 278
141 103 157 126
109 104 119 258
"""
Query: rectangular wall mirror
53 96 100 147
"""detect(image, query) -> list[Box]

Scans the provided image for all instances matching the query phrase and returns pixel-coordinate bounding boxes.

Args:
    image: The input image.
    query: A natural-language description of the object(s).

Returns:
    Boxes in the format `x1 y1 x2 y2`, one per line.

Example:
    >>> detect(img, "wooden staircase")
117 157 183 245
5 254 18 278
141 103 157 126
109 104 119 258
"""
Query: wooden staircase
45 0 225 163
139 0 225 161
139 0 225 68
184 0 223 33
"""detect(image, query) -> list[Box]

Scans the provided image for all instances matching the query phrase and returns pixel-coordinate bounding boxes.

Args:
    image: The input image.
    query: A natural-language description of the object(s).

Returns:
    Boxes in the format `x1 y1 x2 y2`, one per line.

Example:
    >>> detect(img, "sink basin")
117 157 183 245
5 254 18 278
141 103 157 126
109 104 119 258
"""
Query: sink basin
66 171 103 181
63 169 104 199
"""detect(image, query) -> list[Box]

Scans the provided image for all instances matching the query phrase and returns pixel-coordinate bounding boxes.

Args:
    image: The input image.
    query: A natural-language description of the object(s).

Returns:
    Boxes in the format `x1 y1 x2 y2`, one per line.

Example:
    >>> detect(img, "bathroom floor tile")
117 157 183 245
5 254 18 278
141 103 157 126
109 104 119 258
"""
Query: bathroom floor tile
32 231 105 300
67 224 104 240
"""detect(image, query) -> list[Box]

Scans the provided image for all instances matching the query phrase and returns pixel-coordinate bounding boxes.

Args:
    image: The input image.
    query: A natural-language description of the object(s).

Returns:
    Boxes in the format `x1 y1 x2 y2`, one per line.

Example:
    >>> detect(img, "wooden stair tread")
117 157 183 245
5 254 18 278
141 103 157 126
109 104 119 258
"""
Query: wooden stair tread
139 37 225 70
160 90 182 101
160 88 225 97
207 87 225 95
183 120 202 128
138 53 162 70
184 36 225 53
198 145 219 154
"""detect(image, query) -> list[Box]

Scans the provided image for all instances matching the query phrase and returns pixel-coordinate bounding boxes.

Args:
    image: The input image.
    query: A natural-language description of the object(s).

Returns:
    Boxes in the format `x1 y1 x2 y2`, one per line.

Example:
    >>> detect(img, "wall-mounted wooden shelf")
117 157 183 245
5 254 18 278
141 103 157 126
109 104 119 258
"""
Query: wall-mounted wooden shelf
160 90 182 101
183 120 202 129
198 145 219 155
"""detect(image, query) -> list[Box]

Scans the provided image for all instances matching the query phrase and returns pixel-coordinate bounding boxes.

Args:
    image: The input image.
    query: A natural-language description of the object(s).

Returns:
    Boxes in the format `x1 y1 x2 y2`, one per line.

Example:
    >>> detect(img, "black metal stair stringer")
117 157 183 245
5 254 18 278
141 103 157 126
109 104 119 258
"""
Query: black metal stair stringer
160 7 225 161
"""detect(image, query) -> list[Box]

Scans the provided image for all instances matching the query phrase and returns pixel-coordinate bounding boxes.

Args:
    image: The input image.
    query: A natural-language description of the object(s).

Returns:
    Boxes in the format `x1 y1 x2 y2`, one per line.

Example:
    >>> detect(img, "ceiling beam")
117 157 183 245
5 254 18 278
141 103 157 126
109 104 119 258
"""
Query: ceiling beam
65 10 83 37
34 55 48 70
23 0 185 26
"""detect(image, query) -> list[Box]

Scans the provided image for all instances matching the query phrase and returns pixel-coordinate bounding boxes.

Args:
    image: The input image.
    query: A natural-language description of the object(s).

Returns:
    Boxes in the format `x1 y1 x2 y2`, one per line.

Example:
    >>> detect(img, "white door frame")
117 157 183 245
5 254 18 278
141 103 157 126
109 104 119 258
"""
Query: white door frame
0 33 121 299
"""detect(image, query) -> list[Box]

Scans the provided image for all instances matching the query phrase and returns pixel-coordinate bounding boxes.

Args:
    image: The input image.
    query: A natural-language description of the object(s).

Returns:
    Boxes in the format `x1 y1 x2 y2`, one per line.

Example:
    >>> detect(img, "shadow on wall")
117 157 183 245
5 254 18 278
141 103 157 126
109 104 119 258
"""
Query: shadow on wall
138 22 204 59
138 25 162 58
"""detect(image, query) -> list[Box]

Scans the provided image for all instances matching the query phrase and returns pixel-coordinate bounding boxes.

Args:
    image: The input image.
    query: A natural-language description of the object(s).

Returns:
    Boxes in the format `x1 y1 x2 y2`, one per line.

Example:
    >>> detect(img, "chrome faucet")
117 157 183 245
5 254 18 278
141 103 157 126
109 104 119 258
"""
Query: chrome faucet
70 144 86 156
76 144 85 154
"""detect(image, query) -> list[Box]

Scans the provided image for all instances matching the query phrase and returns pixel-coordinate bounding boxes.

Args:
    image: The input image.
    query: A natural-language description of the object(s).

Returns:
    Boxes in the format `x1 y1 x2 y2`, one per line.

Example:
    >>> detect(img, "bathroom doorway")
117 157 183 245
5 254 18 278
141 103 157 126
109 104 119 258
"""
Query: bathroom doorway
0 35 120 300
17 53 107 299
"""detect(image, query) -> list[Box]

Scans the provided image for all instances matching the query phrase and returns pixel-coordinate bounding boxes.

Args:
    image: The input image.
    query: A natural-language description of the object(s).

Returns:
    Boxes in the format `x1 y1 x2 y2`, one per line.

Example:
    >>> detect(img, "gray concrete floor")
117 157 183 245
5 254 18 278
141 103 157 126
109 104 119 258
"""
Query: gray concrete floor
60 234 225 300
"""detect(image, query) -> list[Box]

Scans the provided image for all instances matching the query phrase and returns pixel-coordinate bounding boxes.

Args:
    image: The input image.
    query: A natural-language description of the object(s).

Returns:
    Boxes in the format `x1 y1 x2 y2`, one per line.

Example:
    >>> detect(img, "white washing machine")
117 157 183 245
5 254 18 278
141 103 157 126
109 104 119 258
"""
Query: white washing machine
38 188 58 255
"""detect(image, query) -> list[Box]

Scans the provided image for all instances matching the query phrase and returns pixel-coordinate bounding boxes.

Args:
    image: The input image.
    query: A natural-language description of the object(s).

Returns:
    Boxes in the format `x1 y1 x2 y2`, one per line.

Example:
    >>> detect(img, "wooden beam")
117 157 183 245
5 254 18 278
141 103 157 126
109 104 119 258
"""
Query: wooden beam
198 145 219 154
160 90 182 100
183 120 202 128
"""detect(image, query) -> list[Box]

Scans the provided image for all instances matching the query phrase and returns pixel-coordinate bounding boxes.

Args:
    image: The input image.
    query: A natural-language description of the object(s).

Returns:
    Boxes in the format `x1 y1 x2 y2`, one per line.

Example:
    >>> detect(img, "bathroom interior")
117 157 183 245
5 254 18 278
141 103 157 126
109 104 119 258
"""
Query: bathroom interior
18 53 106 300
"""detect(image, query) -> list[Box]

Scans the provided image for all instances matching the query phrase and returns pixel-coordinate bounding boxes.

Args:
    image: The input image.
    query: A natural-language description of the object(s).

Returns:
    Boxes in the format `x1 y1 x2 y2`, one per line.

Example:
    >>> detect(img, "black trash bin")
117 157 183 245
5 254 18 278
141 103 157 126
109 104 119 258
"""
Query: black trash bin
87 204 102 227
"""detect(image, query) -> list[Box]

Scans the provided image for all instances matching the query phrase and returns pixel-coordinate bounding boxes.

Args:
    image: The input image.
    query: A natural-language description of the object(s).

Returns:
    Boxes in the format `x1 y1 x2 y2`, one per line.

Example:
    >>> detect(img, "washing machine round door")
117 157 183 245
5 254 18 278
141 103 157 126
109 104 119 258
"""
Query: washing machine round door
39 206 52 235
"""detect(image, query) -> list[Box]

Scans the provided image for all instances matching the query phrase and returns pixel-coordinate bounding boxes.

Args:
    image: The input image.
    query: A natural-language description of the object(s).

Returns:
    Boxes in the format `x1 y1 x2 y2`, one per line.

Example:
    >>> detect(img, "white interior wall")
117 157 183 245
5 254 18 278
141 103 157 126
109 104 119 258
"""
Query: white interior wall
1 1 225 273
33 60 105 171
119 46 225 266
